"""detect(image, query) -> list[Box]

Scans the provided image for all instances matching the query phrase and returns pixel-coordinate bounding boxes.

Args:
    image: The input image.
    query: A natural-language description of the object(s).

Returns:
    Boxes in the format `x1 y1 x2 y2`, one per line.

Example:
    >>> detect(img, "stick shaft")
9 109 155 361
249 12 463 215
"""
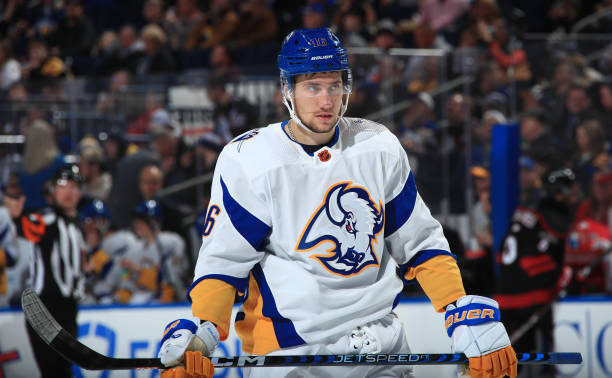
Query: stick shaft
21 289 582 370
211 352 582 368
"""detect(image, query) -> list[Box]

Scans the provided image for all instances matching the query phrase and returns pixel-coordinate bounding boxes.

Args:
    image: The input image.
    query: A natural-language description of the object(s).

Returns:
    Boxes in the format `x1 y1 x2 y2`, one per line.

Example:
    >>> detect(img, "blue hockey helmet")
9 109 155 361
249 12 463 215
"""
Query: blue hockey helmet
278 27 352 92
277 28 353 130
79 199 111 221
132 199 163 221
79 199 112 234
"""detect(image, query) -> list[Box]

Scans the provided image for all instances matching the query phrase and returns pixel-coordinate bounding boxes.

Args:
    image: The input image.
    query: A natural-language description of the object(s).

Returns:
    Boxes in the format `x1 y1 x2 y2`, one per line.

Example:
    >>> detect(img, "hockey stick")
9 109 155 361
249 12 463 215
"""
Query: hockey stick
21 289 582 370
509 246 612 344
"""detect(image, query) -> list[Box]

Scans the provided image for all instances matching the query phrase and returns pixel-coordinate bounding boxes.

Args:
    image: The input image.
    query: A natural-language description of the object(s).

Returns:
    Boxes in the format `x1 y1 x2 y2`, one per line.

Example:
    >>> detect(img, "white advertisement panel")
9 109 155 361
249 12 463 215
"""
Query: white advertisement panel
1 298 610 378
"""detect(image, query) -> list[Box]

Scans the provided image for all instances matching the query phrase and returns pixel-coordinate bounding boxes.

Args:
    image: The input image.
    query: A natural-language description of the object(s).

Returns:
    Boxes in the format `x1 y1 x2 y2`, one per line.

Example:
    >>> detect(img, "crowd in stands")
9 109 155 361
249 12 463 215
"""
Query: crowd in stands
2 0 612 309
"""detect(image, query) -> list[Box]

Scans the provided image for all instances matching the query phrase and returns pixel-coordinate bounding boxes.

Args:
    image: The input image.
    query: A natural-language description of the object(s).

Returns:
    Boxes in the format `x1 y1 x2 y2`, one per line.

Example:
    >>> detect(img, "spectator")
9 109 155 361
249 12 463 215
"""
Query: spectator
230 0 278 47
398 92 437 169
136 24 178 76
95 70 137 118
149 111 181 175
416 0 470 35
566 170 612 295
542 59 579 118
547 0 581 33
1 82 30 134
21 39 66 82
476 61 508 108
595 82 612 141
26 0 64 44
575 171 612 225
98 129 127 179
372 22 399 50
138 162 187 231
476 17 531 82
78 139 112 203
91 30 118 71
417 93 474 213
126 92 166 136
98 25 144 75
208 45 241 81
555 82 596 144
18 119 67 211
107 143 160 229
404 23 448 93
163 0 205 51
571 119 609 195
51 0 96 58
332 6 371 48
520 108 566 172
463 165 494 297
300 3 327 29
143 0 165 27
331 0 377 33
472 109 507 167
207 75 259 142
184 0 239 50
0 39 21 91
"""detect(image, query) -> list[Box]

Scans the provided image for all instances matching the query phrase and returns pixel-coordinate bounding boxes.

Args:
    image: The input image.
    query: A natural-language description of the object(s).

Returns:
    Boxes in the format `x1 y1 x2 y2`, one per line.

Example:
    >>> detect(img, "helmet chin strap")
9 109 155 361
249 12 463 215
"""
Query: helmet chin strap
281 87 350 135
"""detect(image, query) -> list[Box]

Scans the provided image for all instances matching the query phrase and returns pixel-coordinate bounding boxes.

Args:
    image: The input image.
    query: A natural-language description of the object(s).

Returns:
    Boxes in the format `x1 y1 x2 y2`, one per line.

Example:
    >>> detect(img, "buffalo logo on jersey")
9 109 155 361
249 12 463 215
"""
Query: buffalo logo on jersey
296 182 384 276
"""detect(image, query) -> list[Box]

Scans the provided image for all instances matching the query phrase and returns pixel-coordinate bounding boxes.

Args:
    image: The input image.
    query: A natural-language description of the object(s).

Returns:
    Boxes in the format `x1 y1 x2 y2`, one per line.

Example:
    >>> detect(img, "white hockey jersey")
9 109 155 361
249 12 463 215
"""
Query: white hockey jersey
88 230 138 302
120 231 189 303
191 118 454 354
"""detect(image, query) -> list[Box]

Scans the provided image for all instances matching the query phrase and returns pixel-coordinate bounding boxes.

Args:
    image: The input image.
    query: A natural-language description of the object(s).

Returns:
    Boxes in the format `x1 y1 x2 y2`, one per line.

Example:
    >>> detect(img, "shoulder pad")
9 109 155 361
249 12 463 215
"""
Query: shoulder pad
21 213 47 243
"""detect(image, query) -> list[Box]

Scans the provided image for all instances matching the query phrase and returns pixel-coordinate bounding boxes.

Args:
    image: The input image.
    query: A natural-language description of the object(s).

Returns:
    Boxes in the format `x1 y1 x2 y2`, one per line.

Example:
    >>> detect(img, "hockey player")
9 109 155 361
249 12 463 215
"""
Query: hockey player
0 173 32 308
0 193 18 306
495 168 580 374
14 165 87 378
117 200 189 303
158 28 517 378
79 199 139 303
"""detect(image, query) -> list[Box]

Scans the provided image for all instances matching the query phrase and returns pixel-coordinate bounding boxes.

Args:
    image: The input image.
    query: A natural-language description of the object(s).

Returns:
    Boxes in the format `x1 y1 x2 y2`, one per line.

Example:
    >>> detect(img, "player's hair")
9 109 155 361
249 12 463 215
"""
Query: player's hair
277 27 353 132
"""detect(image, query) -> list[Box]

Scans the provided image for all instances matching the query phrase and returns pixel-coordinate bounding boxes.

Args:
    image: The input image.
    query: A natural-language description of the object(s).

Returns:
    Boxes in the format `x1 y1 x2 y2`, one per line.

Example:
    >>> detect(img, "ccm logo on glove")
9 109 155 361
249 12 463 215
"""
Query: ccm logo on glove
445 303 500 337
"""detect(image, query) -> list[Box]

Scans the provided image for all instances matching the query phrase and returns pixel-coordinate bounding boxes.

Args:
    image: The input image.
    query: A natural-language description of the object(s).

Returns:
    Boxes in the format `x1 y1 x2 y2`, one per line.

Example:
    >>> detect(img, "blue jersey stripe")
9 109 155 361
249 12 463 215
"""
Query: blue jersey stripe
406 249 456 267
187 274 250 303
220 176 271 251
398 250 456 284
252 264 306 348
385 171 417 236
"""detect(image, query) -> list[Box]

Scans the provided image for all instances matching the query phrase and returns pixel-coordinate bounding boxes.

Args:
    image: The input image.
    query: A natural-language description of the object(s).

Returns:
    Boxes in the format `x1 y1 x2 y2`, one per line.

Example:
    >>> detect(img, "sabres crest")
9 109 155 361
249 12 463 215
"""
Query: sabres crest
296 182 385 276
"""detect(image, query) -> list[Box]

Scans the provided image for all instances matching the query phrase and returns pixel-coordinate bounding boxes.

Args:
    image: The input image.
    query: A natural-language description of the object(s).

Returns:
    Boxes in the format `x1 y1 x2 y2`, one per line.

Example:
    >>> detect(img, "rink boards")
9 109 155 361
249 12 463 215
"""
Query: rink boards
0 297 610 378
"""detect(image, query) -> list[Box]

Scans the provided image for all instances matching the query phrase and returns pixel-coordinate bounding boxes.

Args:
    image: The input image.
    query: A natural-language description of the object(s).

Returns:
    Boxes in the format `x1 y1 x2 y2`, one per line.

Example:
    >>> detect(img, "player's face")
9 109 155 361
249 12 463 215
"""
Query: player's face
132 218 154 240
53 180 81 216
293 71 344 134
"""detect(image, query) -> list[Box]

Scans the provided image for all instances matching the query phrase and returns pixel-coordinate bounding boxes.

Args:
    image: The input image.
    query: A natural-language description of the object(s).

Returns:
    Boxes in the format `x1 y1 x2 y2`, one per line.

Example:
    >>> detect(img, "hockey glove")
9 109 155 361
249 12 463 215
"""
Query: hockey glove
161 351 214 378
158 319 219 367
445 295 517 378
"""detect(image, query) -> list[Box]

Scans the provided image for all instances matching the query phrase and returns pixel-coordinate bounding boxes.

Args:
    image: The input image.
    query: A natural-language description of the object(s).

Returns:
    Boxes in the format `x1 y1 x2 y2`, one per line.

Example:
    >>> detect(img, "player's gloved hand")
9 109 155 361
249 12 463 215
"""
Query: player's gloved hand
158 319 219 368
160 351 214 378
445 295 517 378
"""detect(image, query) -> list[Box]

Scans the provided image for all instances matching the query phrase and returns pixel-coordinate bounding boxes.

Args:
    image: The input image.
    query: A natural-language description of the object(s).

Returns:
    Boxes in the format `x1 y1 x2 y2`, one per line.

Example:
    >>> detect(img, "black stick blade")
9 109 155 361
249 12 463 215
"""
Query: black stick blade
21 289 164 370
